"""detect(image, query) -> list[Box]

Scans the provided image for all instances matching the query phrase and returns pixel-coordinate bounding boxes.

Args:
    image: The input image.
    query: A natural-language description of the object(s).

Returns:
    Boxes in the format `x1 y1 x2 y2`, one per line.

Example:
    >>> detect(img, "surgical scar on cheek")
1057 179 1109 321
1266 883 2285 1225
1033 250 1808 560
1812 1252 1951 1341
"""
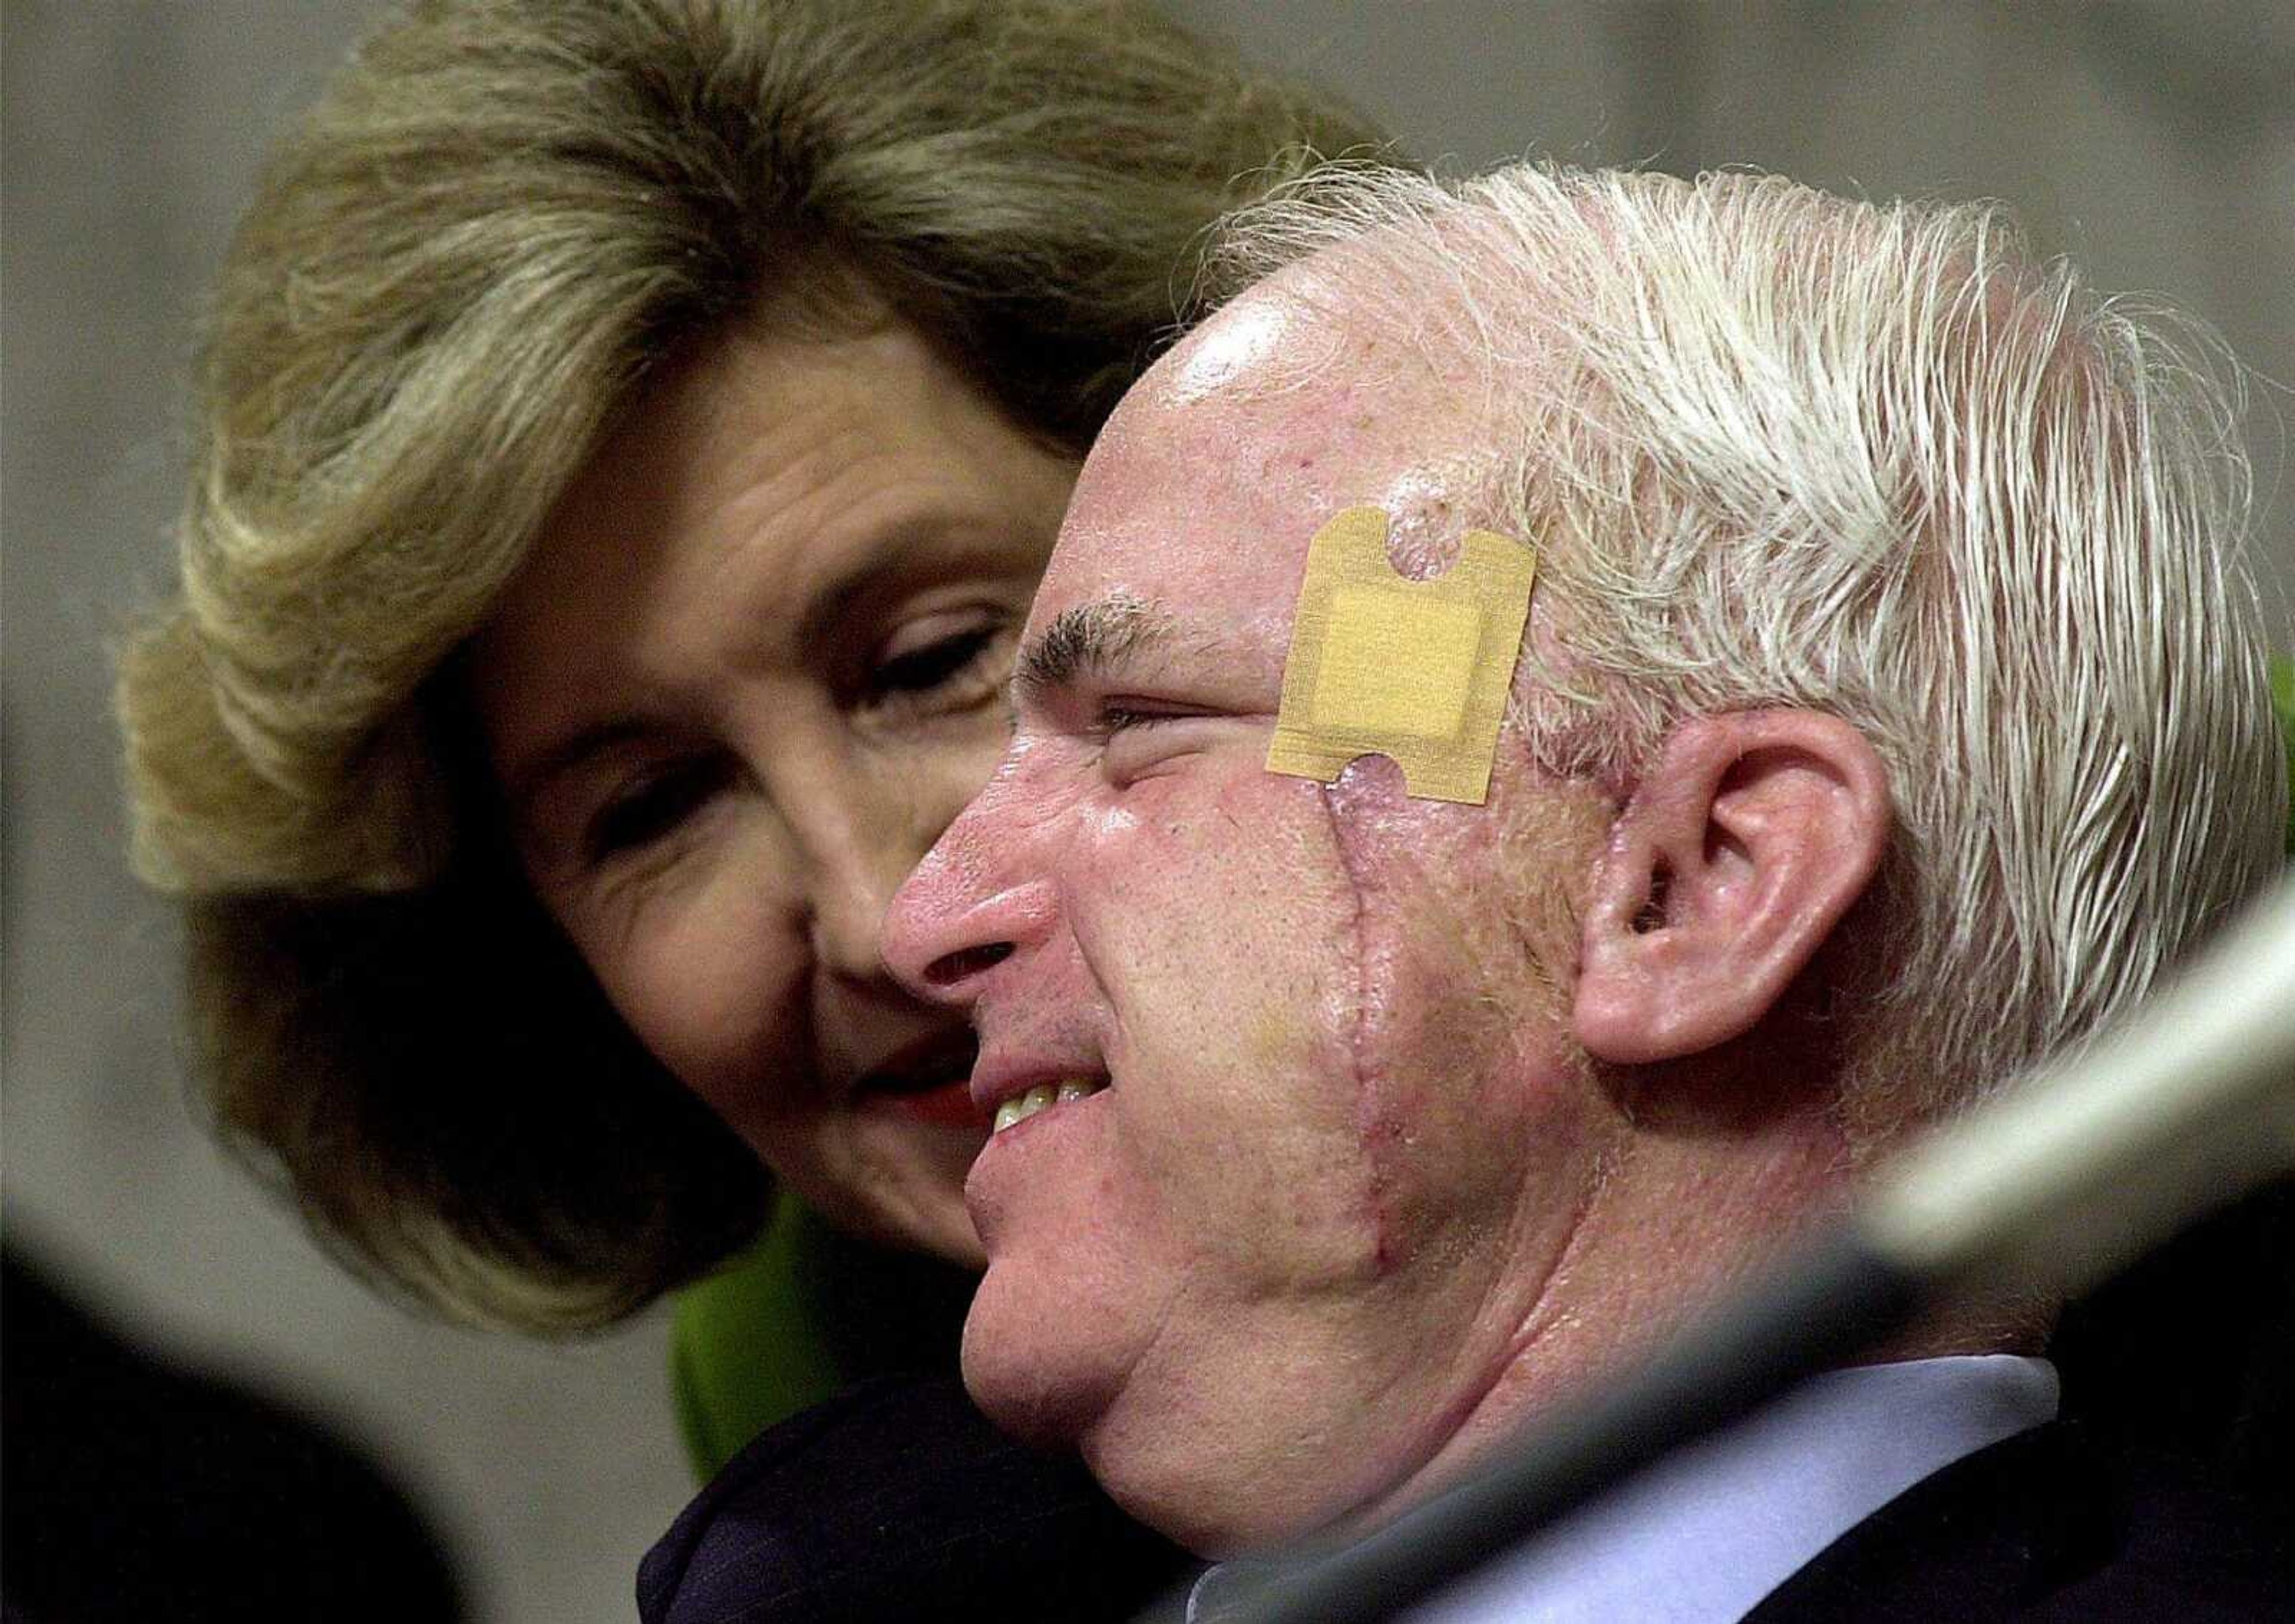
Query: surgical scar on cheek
1314 770 1393 1271
1266 506 1537 805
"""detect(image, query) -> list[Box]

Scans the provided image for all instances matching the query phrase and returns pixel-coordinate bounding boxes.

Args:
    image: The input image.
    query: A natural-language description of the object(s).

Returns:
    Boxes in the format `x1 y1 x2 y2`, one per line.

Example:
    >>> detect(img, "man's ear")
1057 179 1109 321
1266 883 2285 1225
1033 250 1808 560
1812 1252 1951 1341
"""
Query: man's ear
1574 709 1890 1065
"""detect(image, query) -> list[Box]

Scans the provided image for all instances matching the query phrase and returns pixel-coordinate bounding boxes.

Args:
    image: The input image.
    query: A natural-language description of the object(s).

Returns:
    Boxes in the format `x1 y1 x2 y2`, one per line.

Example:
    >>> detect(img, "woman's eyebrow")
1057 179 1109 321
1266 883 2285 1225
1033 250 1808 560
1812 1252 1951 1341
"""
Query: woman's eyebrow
788 521 1045 653
501 716 656 825
1012 593 1178 707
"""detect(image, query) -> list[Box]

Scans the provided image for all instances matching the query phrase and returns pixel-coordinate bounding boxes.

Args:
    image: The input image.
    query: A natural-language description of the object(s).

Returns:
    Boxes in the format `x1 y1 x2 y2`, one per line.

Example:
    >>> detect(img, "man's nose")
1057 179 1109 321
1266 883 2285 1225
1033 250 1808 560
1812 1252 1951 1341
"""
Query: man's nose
882 790 1053 1007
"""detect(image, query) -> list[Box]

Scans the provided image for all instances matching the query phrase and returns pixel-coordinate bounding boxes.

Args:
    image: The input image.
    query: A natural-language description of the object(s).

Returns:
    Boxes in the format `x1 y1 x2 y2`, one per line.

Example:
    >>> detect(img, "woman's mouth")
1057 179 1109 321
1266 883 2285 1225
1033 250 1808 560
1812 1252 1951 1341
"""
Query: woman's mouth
856 1030 987 1129
882 1078 986 1128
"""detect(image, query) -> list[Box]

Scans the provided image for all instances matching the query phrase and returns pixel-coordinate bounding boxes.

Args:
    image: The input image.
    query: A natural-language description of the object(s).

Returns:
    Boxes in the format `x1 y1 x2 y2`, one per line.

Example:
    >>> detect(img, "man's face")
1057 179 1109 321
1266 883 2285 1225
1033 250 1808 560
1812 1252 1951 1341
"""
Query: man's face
884 286 1623 1553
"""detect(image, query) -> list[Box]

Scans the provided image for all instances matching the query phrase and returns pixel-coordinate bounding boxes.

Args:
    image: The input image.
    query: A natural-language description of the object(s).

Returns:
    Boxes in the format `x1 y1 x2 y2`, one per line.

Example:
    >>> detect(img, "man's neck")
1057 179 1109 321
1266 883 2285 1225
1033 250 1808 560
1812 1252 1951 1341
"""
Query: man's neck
1381 1102 1860 1530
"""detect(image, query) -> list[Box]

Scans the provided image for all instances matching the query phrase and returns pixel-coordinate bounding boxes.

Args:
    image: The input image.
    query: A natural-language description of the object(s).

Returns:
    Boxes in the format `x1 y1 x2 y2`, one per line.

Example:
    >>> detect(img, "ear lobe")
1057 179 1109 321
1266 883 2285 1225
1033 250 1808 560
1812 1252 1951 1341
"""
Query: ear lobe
1574 710 1890 1065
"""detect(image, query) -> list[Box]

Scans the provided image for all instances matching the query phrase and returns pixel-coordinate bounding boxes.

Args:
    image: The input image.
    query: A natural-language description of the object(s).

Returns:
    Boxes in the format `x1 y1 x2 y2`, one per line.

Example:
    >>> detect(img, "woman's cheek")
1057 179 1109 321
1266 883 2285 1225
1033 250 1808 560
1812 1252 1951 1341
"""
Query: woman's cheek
901 714 1019 850
609 864 808 1128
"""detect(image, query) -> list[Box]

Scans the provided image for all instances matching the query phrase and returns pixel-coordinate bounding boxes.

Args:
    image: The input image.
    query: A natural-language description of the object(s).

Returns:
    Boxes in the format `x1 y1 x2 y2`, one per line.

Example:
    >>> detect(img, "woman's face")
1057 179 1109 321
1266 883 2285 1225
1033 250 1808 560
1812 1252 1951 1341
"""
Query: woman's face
470 312 1076 1266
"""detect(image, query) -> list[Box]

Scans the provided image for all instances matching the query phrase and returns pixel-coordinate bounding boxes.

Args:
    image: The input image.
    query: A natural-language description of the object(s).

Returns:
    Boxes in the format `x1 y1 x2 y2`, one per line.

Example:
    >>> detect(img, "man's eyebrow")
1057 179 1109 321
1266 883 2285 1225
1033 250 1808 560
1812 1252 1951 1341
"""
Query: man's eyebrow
1013 594 1179 704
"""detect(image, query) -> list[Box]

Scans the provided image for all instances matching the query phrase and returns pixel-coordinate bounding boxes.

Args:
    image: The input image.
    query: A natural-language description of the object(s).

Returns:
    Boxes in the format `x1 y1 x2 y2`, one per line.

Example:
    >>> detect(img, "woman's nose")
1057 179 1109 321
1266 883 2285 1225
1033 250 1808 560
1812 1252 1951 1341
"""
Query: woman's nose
882 795 1053 1008
778 767 940 987
803 833 905 986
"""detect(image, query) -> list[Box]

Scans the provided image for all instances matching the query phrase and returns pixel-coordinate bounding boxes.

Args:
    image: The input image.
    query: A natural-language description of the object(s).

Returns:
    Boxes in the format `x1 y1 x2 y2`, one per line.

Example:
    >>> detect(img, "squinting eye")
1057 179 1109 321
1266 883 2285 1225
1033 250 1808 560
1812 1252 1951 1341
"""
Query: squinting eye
1097 705 1214 786
1098 705 1180 734
584 757 730 864
870 625 998 698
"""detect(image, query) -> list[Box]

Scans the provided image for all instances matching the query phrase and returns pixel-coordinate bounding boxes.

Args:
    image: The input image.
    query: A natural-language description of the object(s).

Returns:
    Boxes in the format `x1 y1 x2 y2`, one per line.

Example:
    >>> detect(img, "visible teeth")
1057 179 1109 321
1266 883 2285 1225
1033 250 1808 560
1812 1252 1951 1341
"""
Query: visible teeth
993 1086 1053 1133
992 1078 1106 1134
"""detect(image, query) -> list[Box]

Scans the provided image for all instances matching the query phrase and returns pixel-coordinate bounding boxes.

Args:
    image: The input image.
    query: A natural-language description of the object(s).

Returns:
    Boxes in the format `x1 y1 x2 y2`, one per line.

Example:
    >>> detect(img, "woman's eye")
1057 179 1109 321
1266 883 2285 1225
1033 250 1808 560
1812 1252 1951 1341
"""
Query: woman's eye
868 624 1003 704
583 758 729 864
858 600 1027 724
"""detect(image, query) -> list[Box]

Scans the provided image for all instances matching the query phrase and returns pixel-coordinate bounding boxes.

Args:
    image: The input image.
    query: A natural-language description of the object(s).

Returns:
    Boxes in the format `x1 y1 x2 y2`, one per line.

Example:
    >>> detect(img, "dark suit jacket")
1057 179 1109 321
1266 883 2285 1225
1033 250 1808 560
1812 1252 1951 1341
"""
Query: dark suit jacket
637 1374 1187 1624
1748 1420 2290 1621
1176 1418 2291 1623
641 1387 2288 1623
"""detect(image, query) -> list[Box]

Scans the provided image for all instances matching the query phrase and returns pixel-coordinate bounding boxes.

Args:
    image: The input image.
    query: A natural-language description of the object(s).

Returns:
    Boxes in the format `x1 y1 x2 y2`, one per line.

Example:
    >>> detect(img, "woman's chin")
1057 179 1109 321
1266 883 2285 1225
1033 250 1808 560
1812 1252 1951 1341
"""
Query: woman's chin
801 1106 989 1268
904 1196 989 1269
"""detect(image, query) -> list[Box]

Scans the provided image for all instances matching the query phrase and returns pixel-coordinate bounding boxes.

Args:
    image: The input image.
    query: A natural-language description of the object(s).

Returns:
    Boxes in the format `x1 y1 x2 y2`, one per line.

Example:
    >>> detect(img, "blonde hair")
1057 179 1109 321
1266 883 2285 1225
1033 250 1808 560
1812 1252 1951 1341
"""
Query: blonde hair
1209 165 2288 1136
117 0 1388 1330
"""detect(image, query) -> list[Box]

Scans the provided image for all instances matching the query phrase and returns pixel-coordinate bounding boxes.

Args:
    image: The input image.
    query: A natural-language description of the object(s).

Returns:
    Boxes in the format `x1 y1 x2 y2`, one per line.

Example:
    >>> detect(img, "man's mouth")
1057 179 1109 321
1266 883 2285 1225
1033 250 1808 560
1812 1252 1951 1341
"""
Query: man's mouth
856 1030 986 1128
990 1076 1110 1134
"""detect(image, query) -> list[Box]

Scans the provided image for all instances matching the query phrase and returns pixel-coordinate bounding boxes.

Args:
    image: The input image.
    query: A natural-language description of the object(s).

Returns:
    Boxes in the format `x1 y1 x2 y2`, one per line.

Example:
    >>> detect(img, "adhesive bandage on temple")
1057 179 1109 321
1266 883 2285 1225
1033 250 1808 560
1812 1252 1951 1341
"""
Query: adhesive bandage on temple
1265 505 1538 805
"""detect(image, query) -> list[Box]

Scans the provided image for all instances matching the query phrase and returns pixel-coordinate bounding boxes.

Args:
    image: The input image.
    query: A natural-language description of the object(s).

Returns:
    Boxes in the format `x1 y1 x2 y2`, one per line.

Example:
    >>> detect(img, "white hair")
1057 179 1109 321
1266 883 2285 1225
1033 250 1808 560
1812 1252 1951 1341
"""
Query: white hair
1208 164 2287 1134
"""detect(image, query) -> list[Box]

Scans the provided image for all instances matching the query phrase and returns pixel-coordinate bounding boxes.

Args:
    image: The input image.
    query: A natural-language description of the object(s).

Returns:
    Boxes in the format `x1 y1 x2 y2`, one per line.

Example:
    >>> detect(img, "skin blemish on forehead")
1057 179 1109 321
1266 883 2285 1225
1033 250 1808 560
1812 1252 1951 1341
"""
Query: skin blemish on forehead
1373 472 1472 579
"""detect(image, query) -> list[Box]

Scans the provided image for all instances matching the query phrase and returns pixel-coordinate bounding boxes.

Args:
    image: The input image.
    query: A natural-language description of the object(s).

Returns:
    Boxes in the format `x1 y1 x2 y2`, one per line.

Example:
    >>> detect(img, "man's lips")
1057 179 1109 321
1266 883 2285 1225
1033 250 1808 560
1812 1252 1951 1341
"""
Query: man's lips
971 1051 1113 1134
855 1029 986 1130
985 1076 1110 1134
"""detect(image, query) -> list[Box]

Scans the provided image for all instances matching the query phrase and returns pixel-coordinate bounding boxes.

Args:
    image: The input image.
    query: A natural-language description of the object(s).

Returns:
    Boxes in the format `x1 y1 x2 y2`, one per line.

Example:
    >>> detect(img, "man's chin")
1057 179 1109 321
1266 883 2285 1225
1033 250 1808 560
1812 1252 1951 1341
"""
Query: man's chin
957 1275 1107 1448
961 1274 1326 1558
